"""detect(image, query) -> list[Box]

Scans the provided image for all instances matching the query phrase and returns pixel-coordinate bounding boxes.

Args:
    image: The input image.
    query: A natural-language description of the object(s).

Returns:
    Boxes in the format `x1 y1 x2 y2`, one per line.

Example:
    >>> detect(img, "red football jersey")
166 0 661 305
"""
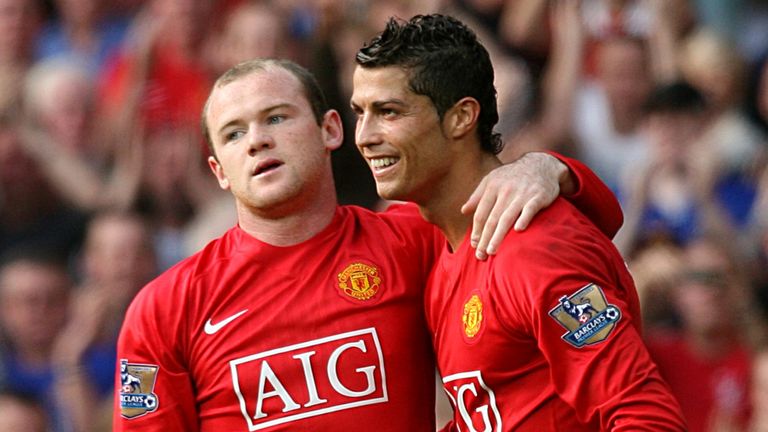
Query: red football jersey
115 153 623 431
114 204 442 431
426 198 687 431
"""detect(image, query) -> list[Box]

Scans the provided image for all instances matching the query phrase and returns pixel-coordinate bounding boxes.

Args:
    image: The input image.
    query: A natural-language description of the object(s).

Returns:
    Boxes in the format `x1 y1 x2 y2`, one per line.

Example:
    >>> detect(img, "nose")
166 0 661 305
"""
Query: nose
354 112 382 151
247 124 275 156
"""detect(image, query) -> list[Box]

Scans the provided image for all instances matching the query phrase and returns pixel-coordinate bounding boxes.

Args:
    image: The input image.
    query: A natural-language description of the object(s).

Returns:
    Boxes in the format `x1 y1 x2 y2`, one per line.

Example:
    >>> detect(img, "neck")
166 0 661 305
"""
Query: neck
418 151 502 251
236 181 339 247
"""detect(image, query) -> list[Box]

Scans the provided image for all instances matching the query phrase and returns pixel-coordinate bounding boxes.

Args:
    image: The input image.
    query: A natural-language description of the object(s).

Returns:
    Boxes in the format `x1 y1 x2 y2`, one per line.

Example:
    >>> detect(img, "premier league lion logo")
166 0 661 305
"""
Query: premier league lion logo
559 295 598 324
121 360 142 393
549 284 622 348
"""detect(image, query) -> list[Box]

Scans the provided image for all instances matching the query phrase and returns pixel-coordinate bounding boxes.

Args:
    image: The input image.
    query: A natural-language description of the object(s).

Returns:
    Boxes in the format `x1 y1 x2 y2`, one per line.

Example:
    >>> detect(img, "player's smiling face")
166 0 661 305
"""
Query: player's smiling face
351 65 453 204
206 66 341 213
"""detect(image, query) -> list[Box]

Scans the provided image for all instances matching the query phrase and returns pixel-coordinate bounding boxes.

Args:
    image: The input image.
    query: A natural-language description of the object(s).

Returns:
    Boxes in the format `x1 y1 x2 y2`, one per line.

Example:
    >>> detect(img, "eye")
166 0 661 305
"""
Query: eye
225 130 245 142
267 115 285 125
381 108 398 119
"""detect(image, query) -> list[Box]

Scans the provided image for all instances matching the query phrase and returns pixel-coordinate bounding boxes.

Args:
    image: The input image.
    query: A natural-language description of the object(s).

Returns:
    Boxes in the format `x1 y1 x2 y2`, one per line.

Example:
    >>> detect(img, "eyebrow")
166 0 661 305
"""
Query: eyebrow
216 103 295 134
350 99 408 110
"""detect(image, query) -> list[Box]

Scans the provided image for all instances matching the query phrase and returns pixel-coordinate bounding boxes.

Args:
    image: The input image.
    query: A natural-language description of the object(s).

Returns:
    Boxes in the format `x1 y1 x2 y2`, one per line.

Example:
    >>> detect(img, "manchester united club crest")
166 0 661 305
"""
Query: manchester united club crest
338 262 381 300
119 359 160 419
462 293 484 339
549 283 622 348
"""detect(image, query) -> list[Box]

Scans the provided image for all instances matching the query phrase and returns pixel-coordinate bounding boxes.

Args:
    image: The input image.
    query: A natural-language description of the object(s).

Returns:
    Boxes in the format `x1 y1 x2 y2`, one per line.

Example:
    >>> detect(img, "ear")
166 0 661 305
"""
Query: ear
208 155 230 190
320 109 344 152
444 97 481 140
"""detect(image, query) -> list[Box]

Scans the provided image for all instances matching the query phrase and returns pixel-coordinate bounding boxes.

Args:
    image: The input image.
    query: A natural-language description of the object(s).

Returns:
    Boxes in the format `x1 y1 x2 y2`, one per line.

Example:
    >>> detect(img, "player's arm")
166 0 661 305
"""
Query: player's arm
542 289 685 431
464 151 623 259
113 280 199 432
498 231 686 431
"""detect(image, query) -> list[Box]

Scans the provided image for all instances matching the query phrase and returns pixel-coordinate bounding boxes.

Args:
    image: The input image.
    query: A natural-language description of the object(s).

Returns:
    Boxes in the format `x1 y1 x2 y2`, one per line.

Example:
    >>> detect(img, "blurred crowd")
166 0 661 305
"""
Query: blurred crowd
0 0 767 431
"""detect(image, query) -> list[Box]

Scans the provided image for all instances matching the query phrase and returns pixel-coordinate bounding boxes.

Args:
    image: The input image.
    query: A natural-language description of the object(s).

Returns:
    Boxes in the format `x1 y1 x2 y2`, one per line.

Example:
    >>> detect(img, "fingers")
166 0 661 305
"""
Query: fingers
481 202 523 258
471 181 556 258
475 197 504 259
513 197 544 232
469 183 497 249
478 194 545 259
468 152 563 259
462 176 487 215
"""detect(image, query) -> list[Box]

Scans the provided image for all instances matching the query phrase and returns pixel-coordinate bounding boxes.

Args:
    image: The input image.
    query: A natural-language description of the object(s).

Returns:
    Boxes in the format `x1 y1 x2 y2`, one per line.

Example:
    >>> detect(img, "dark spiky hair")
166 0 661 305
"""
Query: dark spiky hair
357 14 502 154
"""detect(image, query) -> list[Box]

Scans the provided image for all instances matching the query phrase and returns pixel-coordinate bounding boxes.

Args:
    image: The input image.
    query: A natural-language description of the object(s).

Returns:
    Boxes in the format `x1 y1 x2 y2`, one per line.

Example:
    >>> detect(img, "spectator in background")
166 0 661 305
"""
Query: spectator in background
77 211 157 333
34 0 130 76
0 390 49 432
0 106 88 258
571 35 652 189
506 0 658 190
626 242 684 331
96 0 227 268
646 236 754 432
615 81 756 256
20 56 141 213
97 0 213 134
497 0 689 78
0 248 72 431
204 0 286 78
134 125 223 270
0 212 155 432
678 29 766 182
51 211 157 432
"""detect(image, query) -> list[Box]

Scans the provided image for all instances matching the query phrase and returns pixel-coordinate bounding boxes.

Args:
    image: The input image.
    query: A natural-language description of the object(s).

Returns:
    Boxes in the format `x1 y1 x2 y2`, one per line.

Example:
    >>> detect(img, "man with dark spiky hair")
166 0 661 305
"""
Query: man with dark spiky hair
352 14 687 431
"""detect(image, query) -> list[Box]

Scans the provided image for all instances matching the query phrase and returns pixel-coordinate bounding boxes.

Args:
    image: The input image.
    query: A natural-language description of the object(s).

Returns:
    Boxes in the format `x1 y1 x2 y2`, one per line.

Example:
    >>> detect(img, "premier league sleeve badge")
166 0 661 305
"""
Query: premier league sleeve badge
119 359 160 419
548 283 622 348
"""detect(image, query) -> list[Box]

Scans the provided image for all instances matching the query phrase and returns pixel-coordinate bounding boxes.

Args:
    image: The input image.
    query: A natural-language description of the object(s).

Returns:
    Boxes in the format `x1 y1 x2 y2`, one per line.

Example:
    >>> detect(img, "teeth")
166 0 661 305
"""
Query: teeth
371 157 399 169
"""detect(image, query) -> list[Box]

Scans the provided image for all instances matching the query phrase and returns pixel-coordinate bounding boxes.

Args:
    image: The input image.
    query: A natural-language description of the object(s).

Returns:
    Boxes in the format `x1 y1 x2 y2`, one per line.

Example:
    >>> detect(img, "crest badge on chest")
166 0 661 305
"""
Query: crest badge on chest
337 262 382 301
462 292 485 343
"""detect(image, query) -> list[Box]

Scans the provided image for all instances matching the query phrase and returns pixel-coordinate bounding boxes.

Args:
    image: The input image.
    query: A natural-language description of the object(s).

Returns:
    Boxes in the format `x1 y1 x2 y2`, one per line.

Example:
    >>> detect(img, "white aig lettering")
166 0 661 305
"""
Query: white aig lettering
230 328 388 431
442 371 502 432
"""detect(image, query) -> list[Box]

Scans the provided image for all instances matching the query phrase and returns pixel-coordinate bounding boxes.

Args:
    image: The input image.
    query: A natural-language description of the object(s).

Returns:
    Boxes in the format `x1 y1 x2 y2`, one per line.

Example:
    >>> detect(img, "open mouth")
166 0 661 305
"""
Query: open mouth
253 159 284 176
370 157 399 172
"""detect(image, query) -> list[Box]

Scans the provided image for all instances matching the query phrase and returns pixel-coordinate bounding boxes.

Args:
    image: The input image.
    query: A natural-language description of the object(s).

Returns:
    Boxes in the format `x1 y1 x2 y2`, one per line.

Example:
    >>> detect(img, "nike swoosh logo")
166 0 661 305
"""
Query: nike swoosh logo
204 309 248 335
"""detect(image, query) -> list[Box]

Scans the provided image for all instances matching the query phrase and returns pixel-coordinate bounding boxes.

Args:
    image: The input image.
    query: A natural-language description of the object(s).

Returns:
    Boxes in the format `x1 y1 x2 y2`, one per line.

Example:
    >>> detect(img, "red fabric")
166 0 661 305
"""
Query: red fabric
549 151 624 239
647 332 752 432
99 43 211 131
114 204 442 431
426 198 687 431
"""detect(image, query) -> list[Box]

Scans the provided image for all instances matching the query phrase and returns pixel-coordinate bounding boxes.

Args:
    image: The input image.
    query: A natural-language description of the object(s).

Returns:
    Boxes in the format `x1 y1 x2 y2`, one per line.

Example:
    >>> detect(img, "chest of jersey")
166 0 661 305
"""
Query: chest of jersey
427 253 588 431
185 234 435 430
